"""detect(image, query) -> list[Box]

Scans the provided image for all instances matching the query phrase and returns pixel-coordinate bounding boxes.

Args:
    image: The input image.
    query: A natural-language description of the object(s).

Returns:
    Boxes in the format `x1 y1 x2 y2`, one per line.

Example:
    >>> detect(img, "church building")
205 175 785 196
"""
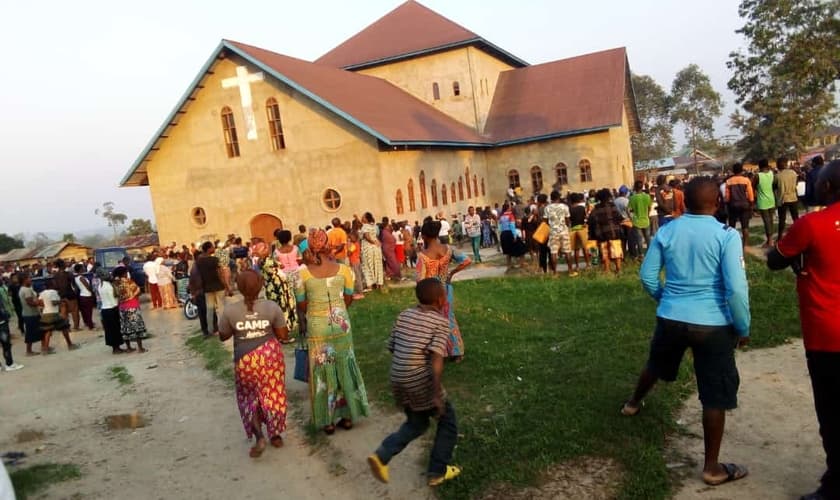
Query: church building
121 1 640 244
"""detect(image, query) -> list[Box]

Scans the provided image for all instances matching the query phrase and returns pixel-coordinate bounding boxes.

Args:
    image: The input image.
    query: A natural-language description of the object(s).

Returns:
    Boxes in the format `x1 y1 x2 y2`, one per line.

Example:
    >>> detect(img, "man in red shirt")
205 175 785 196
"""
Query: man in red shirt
768 160 840 500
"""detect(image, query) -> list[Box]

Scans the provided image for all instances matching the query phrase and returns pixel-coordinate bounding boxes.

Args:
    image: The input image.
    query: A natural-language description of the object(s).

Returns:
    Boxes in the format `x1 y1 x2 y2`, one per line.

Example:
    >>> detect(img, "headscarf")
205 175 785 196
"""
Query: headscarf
308 228 330 255
236 269 263 312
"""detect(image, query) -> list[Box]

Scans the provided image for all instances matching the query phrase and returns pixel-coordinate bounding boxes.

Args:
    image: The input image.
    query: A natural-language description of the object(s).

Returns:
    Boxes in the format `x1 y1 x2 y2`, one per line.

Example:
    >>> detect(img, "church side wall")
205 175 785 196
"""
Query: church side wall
465 46 516 133
146 57 383 244
376 149 492 222
485 131 630 202
357 48 514 132
608 105 635 187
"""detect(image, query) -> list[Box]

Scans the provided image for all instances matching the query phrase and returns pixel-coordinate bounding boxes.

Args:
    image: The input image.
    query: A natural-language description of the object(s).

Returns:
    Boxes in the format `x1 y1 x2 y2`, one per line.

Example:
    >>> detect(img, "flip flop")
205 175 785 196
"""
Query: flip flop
620 400 642 416
337 418 353 430
270 436 283 448
703 462 749 486
249 440 266 458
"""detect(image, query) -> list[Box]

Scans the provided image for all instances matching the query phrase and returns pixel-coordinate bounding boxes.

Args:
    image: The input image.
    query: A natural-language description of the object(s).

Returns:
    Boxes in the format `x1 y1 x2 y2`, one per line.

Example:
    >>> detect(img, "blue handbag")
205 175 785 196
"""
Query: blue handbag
293 334 309 382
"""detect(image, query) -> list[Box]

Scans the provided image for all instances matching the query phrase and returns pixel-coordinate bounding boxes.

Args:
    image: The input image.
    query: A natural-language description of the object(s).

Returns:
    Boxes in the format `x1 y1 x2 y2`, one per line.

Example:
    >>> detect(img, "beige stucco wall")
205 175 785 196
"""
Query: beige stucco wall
485 119 634 202
357 47 515 132
377 148 492 222
146 56 384 244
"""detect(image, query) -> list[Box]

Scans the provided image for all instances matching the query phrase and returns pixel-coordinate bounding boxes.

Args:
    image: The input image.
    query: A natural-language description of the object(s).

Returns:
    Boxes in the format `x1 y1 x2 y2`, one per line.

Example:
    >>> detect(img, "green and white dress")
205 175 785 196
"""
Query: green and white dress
296 265 369 427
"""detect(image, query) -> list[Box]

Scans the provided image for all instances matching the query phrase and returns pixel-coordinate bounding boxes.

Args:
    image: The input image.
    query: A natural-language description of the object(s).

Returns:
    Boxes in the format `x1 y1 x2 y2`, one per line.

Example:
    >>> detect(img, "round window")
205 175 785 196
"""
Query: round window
322 188 342 212
191 207 207 226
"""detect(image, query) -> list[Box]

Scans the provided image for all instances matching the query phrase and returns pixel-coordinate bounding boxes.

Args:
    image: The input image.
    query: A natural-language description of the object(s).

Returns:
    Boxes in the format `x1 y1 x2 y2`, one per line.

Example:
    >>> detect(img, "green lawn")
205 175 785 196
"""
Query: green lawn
9 463 81 500
349 259 800 499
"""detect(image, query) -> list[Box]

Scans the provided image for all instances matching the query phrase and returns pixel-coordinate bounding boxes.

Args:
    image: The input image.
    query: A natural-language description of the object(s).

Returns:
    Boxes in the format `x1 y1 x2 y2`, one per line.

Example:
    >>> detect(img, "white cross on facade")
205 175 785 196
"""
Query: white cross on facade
221 66 264 141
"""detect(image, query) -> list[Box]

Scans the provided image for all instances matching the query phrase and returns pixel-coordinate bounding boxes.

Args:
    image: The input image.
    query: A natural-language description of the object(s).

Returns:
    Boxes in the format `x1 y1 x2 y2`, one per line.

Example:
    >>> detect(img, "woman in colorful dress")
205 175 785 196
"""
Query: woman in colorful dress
360 212 384 290
112 266 147 353
155 257 178 309
261 230 299 337
416 220 471 361
295 229 369 435
380 217 401 281
219 269 290 457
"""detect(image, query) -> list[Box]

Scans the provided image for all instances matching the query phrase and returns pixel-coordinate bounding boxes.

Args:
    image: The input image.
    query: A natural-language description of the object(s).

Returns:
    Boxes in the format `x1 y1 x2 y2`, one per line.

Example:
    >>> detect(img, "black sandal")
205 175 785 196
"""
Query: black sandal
337 418 353 430
703 463 749 486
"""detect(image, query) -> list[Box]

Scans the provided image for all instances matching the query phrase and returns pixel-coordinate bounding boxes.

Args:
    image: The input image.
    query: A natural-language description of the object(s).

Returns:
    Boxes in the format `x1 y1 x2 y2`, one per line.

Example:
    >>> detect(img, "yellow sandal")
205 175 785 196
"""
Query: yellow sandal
428 465 462 486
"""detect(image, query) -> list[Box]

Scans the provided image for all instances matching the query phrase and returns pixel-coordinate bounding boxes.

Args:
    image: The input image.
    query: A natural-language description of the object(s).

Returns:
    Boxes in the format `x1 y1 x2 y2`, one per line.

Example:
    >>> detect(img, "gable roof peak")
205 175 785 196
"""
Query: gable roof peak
315 0 525 70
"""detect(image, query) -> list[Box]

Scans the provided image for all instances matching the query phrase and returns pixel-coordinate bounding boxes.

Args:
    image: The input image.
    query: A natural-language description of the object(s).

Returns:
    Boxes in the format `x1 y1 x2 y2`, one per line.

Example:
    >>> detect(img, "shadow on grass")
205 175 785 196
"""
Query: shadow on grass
10 463 81 500
348 259 798 500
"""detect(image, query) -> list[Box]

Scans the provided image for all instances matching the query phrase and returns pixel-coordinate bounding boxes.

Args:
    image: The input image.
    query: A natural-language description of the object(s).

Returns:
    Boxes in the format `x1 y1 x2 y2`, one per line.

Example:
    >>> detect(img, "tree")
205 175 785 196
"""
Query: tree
727 0 839 160
124 218 155 237
95 202 128 244
670 64 724 173
27 233 52 249
80 233 108 249
62 233 75 243
630 73 675 162
0 233 24 254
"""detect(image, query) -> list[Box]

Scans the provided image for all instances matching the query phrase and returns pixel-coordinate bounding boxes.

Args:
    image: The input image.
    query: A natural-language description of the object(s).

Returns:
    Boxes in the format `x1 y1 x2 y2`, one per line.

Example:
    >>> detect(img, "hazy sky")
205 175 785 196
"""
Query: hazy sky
1 0 746 235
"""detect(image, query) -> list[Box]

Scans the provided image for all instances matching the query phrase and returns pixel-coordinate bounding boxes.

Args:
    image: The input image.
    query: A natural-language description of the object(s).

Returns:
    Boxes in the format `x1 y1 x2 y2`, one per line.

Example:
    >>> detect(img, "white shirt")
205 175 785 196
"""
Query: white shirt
438 220 451 237
98 281 118 310
464 214 482 237
395 230 404 245
39 289 61 314
143 260 159 285
75 275 92 297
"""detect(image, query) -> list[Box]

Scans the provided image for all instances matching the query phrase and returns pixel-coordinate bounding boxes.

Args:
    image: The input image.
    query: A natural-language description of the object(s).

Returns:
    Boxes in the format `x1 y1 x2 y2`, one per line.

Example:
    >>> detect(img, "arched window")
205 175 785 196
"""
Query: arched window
579 159 593 182
458 177 465 201
432 83 440 101
419 171 428 209
453 81 461 96
508 169 521 189
265 98 286 150
441 184 448 205
450 183 456 204
473 175 478 197
431 179 438 207
395 189 404 215
220 106 240 158
407 179 416 212
481 178 486 196
530 166 543 193
465 167 472 198
555 162 569 186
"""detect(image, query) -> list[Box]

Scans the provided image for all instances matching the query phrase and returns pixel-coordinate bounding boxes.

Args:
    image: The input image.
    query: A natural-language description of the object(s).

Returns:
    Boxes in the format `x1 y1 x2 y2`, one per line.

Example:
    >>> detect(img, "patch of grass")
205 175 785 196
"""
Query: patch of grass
185 332 234 387
10 463 81 499
107 365 134 389
349 260 798 499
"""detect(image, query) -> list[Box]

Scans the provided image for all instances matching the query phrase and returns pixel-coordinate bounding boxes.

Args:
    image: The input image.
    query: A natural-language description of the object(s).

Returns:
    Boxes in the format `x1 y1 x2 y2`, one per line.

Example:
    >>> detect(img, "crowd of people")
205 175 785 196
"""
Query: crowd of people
1 156 835 497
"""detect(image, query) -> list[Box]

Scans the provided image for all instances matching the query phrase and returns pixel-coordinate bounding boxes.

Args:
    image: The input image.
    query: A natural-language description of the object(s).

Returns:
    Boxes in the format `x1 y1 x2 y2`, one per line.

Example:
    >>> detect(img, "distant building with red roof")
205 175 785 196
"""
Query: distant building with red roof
121 0 639 244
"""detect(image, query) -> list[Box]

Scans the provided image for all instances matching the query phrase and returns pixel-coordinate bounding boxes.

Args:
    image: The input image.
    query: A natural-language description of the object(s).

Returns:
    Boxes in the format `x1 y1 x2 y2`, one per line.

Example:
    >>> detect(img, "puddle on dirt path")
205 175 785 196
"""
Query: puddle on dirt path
16 430 45 443
105 413 147 430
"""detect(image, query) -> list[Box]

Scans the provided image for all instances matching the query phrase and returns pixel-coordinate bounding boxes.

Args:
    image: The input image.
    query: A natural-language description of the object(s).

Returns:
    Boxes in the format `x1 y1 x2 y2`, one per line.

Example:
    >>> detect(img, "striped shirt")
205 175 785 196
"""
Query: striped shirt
388 306 450 411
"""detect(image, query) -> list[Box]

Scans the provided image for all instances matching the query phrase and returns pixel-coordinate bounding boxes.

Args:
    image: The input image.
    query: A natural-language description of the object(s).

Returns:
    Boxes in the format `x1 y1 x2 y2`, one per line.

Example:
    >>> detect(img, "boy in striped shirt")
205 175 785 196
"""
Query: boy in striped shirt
368 278 461 487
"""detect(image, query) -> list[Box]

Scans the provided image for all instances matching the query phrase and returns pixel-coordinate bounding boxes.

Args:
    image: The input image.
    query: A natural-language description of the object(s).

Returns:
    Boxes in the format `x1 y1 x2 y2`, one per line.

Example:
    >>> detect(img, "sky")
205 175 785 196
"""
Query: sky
0 0 746 236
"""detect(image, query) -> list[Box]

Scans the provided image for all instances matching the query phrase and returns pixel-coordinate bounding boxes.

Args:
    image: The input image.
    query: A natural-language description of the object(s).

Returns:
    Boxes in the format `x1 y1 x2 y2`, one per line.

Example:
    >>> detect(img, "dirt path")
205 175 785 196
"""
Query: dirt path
671 341 824 500
0 301 432 499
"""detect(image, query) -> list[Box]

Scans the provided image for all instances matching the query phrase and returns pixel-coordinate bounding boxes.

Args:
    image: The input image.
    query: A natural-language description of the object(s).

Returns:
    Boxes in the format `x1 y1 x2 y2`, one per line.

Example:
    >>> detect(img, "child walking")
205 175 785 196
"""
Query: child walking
368 278 461 487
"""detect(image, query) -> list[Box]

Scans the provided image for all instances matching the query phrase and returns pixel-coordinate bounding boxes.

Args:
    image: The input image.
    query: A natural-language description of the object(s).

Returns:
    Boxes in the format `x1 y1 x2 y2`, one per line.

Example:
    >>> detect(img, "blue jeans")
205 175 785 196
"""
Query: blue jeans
470 236 481 262
375 401 458 476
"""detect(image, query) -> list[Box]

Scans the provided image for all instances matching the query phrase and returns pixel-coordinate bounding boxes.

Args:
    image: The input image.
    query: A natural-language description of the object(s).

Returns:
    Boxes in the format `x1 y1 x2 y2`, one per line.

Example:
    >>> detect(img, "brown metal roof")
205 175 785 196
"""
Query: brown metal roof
228 40 489 145
484 47 633 144
315 1 527 70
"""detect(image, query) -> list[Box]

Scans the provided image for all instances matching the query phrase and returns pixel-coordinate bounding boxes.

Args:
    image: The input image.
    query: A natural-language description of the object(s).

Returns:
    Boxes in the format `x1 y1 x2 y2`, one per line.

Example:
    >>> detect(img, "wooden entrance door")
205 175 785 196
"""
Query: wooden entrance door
249 214 283 243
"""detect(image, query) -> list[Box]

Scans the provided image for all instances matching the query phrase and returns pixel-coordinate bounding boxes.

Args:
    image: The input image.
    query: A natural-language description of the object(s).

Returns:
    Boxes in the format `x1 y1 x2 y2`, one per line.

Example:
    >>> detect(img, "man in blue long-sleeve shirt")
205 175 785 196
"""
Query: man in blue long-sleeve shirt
622 177 751 487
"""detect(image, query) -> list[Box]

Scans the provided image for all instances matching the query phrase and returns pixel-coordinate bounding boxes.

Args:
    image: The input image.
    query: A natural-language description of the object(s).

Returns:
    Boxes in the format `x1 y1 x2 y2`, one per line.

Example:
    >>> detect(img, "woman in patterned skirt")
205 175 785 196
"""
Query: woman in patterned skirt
112 267 147 353
261 254 298 339
219 270 290 457
416 219 471 360
296 229 369 434
360 212 384 290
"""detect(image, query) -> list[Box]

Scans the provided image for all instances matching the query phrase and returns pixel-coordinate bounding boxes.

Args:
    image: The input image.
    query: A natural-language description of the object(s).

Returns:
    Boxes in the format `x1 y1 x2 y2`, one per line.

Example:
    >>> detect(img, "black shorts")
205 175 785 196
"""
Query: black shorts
646 317 740 410
727 206 751 230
